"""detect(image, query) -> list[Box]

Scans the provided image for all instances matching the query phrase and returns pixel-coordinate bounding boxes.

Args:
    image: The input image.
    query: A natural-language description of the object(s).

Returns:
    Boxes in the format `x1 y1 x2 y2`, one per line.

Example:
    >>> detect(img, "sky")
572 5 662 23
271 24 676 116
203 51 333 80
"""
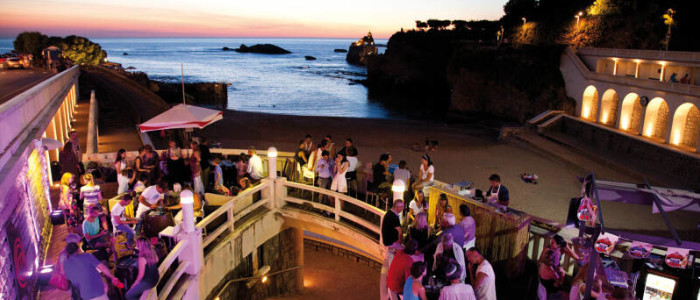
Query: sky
0 0 508 39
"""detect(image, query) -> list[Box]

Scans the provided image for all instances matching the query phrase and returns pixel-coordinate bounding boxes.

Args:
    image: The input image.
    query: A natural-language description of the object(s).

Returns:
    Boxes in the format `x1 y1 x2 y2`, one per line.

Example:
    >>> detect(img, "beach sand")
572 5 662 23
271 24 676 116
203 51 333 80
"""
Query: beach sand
201 110 699 233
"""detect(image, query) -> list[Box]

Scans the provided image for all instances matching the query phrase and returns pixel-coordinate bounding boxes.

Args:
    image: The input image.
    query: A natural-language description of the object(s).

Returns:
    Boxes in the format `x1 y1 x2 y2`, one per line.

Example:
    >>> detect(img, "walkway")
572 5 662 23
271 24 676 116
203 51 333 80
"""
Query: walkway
266 240 380 300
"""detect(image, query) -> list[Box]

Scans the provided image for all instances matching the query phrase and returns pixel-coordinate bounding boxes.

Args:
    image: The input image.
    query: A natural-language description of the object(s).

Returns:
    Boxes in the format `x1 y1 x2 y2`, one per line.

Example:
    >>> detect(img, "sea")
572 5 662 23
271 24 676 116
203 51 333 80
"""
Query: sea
1 37 398 119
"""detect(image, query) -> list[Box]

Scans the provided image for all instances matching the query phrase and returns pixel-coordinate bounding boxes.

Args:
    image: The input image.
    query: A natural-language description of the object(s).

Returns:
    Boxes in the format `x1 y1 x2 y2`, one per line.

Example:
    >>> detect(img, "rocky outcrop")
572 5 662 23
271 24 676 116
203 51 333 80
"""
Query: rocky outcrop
365 30 575 121
234 44 291 54
304 56 316 60
334 49 348 53
346 32 378 65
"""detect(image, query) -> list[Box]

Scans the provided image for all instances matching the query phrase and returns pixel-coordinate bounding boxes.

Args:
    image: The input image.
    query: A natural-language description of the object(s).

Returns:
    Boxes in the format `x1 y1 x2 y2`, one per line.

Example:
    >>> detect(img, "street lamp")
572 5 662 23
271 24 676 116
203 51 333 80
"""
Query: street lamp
575 11 583 29
522 17 527 26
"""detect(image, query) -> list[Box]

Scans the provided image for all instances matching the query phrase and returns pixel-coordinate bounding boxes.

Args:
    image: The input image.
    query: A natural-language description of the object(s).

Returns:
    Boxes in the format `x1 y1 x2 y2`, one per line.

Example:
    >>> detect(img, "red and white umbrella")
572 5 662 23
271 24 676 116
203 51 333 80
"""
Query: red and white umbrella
139 104 223 132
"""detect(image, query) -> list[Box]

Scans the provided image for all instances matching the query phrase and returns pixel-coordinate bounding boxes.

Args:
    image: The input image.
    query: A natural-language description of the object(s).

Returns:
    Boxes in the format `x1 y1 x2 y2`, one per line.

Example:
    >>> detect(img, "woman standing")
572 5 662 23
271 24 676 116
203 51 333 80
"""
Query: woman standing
59 172 82 233
125 237 160 300
190 149 204 195
330 154 349 193
409 212 430 251
115 149 130 194
80 173 103 216
59 142 80 178
166 139 184 184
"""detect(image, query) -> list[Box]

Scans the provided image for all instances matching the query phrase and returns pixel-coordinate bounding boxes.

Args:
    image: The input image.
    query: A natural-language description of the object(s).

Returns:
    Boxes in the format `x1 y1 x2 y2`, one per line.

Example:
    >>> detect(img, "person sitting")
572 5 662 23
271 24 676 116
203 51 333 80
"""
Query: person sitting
372 153 392 192
135 179 169 234
433 233 466 283
403 261 428 300
111 194 137 248
458 204 476 249
408 190 427 224
125 237 161 300
441 213 465 248
63 242 122 300
418 155 434 194
387 239 419 300
466 247 497 300
434 193 453 230
680 73 690 84
439 263 477 300
485 174 509 207
246 147 263 182
82 205 118 262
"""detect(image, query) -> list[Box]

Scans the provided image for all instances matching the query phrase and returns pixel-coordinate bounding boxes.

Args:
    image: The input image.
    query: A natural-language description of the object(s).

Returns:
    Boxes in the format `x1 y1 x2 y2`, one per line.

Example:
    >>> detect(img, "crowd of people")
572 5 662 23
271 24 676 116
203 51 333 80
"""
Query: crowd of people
54 132 270 299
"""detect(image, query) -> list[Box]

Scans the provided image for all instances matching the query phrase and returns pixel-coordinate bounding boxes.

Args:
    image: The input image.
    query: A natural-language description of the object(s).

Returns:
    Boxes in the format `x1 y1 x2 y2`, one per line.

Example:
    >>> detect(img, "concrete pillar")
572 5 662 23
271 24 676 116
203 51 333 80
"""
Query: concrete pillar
46 119 58 162
660 63 666 82
292 227 304 292
176 227 203 299
635 62 640 78
55 107 65 144
86 90 97 156
664 109 676 144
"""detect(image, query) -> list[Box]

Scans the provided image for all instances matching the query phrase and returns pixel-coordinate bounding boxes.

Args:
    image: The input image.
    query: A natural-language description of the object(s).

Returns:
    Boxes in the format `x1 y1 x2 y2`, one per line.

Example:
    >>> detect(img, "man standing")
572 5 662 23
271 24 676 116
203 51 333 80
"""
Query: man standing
381 199 404 249
485 174 509 207
338 138 356 157
433 233 466 283
315 150 332 189
246 147 263 181
199 138 211 191
387 239 418 300
393 160 411 189
135 180 169 234
439 263 476 300
441 213 465 248
63 242 122 300
68 130 82 163
466 247 497 300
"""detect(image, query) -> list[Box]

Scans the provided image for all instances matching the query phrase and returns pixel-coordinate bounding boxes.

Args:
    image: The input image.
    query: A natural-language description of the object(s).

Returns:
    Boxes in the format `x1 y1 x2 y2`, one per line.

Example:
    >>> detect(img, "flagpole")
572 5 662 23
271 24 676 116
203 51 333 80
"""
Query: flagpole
181 63 186 104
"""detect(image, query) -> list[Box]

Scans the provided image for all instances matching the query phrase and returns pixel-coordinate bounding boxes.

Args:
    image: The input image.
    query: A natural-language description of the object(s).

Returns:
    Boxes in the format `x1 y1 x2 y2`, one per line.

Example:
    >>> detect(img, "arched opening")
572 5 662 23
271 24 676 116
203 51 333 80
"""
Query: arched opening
599 89 619 126
643 98 669 140
581 86 598 121
619 93 642 133
669 103 700 149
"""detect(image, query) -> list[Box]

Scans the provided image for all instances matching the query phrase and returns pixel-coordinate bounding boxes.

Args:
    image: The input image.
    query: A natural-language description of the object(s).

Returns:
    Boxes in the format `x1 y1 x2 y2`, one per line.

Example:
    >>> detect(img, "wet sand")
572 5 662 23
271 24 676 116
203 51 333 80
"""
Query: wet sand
202 110 699 233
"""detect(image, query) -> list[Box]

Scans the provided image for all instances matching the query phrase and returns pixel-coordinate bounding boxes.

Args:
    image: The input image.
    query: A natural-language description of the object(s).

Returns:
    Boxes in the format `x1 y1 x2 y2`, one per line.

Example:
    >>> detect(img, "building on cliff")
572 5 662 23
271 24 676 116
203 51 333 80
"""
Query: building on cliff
346 31 378 66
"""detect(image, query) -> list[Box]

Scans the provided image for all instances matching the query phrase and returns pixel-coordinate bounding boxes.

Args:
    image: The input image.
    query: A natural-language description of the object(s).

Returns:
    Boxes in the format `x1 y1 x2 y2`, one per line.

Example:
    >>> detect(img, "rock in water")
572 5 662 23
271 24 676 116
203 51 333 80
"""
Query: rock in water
222 47 232 51
234 44 291 54
123 52 128 55
305 56 317 60
334 49 348 53
346 31 377 66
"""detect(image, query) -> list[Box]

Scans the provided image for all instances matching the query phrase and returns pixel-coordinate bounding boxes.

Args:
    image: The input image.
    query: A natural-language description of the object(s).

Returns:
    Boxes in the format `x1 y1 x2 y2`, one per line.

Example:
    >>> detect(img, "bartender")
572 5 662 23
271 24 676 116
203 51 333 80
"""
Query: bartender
134 180 169 234
485 174 509 207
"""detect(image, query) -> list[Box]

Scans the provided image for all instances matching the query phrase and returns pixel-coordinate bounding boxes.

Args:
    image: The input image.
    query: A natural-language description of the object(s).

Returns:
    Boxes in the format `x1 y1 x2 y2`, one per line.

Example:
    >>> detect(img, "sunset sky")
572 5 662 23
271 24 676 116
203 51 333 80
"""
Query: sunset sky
0 0 508 39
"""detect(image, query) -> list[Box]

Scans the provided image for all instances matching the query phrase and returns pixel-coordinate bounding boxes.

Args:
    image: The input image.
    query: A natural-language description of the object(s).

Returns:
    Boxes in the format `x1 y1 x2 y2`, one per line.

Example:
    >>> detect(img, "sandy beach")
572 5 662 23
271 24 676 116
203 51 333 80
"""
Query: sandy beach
201 110 699 234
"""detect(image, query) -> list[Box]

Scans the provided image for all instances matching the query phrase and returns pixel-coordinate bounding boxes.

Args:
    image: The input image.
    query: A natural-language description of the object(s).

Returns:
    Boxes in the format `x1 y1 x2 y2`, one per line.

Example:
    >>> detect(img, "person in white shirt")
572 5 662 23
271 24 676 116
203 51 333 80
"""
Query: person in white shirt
134 180 169 234
466 248 497 300
111 194 137 248
439 263 477 300
408 190 427 222
393 160 411 189
418 155 434 196
344 146 359 194
246 147 263 180
459 204 477 249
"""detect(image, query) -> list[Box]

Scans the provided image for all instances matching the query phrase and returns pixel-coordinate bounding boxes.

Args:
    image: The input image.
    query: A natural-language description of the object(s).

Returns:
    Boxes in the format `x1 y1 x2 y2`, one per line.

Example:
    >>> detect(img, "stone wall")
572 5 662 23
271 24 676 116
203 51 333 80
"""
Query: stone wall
207 228 301 300
546 116 700 190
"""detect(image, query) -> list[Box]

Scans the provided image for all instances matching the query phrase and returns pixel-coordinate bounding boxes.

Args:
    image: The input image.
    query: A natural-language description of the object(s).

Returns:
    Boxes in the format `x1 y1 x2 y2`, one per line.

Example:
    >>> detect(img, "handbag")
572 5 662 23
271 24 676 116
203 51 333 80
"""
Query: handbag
49 271 70 291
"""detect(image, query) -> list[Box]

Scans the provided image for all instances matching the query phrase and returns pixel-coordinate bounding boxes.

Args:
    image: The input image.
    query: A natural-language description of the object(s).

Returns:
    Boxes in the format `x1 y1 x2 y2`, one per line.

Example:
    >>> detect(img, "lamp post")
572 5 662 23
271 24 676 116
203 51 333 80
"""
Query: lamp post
575 11 583 29
522 17 526 26
180 189 195 233
391 179 406 204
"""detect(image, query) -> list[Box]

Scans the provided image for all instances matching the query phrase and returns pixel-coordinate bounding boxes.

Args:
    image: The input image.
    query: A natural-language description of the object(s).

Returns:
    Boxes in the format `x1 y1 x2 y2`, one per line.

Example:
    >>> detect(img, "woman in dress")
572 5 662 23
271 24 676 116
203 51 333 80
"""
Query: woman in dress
330 154 349 194
59 172 82 233
433 193 452 230
165 139 184 184
80 173 103 216
125 237 160 300
115 149 130 194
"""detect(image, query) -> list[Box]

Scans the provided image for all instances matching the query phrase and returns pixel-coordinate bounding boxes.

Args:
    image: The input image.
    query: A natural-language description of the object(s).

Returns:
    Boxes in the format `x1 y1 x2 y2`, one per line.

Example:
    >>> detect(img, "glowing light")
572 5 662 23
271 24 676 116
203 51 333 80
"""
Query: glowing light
261 275 268 283
267 147 277 158
601 113 608 124
180 190 193 204
645 126 654 137
620 116 630 130
672 131 681 145
582 106 591 119
304 279 313 287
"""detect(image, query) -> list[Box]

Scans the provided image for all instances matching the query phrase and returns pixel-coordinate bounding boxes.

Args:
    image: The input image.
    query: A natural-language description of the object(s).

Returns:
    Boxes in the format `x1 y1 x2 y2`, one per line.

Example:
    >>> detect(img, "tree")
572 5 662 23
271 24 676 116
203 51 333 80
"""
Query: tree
662 8 675 51
415 20 428 30
452 20 468 31
13 31 48 61
426 19 451 30
60 35 106 65
587 0 620 16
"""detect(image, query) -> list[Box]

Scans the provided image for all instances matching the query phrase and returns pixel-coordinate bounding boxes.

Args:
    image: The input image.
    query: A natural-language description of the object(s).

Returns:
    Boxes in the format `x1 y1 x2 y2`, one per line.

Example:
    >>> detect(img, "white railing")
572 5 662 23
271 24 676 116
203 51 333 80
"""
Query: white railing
196 180 271 250
143 239 192 300
578 47 700 62
565 47 700 96
0 66 78 172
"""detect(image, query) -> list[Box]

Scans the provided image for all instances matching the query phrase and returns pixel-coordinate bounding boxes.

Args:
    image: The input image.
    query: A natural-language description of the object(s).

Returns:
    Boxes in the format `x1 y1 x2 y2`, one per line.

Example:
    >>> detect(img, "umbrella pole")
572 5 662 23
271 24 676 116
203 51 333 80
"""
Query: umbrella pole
182 63 186 104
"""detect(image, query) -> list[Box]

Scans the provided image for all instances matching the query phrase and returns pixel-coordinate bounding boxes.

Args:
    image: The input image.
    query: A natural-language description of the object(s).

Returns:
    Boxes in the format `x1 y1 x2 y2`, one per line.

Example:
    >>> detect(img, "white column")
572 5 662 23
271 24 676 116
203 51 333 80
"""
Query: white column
175 190 202 299
267 147 278 210
635 62 640 78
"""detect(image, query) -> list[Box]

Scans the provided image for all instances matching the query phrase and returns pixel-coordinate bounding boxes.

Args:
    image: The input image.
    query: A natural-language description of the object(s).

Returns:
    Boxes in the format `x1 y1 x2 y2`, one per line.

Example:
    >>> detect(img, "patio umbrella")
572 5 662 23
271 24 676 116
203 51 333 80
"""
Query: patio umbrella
139 104 223 132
